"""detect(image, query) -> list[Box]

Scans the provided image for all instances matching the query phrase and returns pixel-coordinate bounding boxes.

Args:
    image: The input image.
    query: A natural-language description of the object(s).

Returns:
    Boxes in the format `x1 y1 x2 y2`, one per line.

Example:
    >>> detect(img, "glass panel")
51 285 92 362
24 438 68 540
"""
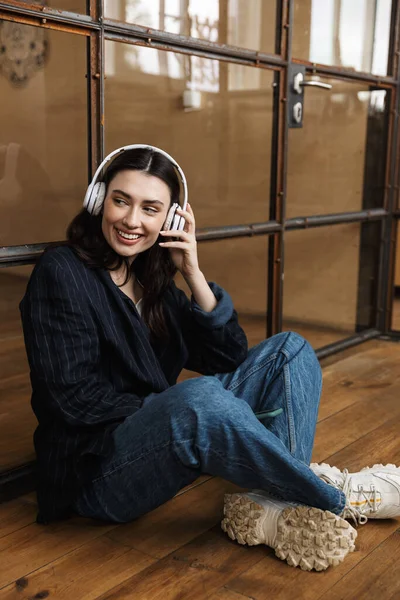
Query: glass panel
0 21 87 246
105 42 273 228
293 0 392 76
176 236 268 348
0 265 35 472
7 1 88 15
47 0 87 13
286 79 388 218
392 221 400 330
283 224 362 349
104 0 277 55
10 0 87 14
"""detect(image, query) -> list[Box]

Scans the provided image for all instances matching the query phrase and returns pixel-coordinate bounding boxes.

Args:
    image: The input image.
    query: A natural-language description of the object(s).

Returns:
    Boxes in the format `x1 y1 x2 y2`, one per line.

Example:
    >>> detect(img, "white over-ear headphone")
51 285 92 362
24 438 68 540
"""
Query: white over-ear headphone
83 144 188 231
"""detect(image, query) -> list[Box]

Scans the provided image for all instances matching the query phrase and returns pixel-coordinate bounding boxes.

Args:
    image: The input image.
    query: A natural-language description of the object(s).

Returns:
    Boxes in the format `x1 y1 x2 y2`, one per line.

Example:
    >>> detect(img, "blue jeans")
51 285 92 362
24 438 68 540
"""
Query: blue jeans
74 332 346 522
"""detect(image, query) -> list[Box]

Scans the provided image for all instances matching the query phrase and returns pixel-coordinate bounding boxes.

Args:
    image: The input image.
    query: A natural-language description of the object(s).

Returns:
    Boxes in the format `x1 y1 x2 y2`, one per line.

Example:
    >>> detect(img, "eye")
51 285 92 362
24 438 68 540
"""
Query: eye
143 206 158 214
113 197 127 206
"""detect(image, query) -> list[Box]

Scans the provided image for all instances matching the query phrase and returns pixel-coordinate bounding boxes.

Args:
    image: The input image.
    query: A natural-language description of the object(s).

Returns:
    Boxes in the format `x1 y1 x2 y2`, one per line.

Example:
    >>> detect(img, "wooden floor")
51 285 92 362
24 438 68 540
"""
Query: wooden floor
0 339 399 599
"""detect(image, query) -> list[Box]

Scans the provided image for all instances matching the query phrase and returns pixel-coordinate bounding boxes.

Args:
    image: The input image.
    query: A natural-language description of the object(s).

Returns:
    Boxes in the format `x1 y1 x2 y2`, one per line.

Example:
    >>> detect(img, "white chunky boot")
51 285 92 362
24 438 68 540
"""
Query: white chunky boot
311 463 400 521
221 491 357 571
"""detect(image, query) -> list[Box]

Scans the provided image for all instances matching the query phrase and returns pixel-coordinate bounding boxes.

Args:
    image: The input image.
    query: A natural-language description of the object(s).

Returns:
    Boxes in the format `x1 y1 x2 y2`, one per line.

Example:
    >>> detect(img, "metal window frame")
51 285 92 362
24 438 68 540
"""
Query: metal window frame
0 0 398 338
1 0 400 498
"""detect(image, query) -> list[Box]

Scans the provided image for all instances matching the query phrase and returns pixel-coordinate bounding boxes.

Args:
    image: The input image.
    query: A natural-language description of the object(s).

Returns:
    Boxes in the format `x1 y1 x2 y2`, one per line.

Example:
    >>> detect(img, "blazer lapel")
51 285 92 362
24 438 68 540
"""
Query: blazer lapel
95 268 170 390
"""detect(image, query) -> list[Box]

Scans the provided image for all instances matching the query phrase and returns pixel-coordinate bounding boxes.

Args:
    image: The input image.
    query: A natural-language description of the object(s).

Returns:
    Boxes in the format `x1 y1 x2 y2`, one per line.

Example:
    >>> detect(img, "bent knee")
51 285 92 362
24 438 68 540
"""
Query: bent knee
177 376 222 397
277 331 317 361
173 377 246 419
257 331 320 373
173 376 223 409
254 331 308 360
285 332 321 381
282 331 307 351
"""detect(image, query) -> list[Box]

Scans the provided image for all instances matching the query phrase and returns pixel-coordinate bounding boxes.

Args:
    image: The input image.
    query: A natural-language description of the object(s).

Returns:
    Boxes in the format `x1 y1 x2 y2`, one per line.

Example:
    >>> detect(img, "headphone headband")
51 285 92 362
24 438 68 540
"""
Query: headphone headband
85 144 188 216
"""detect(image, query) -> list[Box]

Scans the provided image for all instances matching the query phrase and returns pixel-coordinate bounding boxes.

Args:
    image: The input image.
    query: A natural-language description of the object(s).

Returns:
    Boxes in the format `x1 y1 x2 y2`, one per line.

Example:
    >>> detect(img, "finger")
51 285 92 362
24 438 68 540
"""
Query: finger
176 208 194 224
160 230 191 241
177 207 195 232
187 204 195 223
159 241 189 249
160 228 193 241
185 203 195 217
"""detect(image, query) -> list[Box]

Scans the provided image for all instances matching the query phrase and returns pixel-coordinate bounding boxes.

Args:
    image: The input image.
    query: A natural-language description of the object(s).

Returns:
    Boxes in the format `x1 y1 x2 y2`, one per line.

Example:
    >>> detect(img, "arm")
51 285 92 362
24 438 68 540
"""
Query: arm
159 204 248 374
171 280 248 375
20 252 142 428
182 268 217 313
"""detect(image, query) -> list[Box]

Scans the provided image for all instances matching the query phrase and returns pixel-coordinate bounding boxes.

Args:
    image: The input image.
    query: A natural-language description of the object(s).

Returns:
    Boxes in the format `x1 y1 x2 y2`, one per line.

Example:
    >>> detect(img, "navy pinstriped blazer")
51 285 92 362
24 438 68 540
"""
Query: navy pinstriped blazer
19 246 248 522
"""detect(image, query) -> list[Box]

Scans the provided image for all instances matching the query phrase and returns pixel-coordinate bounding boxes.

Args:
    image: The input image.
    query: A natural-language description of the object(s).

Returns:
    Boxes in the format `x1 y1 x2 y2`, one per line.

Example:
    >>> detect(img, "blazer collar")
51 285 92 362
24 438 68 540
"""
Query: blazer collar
95 267 170 389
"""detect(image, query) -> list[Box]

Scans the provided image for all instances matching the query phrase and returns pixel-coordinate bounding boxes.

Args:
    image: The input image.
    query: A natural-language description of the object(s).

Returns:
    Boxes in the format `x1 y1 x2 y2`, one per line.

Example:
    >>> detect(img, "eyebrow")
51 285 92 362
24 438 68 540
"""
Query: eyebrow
112 189 165 206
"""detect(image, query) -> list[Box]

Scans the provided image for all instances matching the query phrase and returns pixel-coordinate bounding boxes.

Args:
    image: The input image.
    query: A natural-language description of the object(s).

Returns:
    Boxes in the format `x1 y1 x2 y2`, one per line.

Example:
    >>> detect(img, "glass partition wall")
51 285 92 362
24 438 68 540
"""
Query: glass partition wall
0 0 399 498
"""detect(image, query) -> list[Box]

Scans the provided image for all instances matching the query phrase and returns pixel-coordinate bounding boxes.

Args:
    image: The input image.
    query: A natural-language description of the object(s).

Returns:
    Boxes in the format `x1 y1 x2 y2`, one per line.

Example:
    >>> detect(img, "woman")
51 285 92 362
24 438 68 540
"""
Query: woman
20 145 400 573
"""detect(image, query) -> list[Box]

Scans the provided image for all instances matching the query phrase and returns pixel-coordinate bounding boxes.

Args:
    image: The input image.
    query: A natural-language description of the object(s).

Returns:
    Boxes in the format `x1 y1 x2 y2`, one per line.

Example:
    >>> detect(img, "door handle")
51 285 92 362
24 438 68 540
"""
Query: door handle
289 66 333 128
293 102 303 124
300 80 332 90
293 72 332 94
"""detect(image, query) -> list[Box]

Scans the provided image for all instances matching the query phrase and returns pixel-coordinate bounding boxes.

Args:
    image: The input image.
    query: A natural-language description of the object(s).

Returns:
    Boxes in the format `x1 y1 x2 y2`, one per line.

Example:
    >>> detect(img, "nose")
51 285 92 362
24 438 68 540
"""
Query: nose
122 205 141 229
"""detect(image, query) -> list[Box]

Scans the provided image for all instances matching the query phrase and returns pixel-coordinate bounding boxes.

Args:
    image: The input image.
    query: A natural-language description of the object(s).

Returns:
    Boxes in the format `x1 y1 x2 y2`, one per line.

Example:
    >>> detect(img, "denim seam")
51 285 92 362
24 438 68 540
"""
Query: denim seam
283 362 296 455
331 490 347 514
90 439 175 483
196 444 302 500
281 338 307 363
226 353 279 392
83 437 345 518
226 333 306 393
90 435 214 484
194 444 344 514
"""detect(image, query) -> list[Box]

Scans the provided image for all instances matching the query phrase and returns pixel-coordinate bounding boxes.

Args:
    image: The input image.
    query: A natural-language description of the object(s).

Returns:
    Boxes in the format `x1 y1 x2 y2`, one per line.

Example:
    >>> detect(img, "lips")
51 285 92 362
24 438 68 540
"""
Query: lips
114 227 143 246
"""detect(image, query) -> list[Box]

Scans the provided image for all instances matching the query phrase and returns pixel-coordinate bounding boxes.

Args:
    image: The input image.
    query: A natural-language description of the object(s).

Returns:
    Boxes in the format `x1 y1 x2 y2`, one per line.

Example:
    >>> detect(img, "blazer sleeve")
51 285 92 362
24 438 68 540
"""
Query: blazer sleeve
171 281 248 375
20 253 143 428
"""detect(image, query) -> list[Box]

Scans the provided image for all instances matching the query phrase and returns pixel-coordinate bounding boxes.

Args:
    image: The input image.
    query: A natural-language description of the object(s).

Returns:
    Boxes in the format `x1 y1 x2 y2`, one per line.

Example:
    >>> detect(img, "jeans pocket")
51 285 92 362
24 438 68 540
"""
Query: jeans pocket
254 408 284 420
261 365 297 455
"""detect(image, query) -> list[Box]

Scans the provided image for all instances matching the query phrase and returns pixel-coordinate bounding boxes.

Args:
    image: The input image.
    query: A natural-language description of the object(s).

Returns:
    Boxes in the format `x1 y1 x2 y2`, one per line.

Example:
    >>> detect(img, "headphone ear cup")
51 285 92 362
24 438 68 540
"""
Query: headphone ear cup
171 214 179 231
172 213 184 231
163 203 178 230
90 182 106 216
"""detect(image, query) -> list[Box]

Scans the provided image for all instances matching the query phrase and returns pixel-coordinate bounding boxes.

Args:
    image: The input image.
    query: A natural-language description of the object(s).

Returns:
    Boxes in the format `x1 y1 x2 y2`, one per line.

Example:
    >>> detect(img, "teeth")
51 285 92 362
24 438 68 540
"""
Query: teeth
117 230 141 240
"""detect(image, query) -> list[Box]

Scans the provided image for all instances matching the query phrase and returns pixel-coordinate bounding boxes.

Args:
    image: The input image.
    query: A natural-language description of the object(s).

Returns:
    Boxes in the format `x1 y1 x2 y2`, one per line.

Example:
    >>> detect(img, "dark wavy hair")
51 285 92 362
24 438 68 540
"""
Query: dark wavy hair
65 147 180 340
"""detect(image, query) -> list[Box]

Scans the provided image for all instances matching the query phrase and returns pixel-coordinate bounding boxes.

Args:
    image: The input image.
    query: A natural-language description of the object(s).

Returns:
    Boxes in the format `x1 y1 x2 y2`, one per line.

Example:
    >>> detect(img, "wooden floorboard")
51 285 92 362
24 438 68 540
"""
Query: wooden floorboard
0 341 399 599
219 520 400 600
95 527 267 600
105 478 241 560
0 537 156 600
0 498 37 541
318 342 400 421
319 530 400 600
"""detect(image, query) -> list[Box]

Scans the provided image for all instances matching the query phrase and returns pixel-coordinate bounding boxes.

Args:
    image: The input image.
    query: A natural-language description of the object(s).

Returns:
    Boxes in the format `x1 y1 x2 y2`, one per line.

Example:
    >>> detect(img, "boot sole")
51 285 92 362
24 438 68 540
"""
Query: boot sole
221 493 357 571
310 462 343 480
361 463 400 473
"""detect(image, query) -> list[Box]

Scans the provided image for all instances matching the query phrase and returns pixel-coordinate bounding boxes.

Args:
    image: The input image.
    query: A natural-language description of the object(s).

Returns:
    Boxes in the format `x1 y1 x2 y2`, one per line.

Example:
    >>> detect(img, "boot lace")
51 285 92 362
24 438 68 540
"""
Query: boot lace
340 468 380 525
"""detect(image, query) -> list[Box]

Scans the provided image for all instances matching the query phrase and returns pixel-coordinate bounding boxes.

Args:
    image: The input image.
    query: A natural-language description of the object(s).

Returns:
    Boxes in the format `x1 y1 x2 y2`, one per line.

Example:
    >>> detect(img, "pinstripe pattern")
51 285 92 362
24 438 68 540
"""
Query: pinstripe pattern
19 246 248 522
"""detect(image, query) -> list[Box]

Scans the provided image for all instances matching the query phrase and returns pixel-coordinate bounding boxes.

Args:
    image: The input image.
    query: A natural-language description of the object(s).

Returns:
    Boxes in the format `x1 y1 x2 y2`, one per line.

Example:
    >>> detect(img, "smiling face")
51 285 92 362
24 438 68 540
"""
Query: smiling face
101 169 171 262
